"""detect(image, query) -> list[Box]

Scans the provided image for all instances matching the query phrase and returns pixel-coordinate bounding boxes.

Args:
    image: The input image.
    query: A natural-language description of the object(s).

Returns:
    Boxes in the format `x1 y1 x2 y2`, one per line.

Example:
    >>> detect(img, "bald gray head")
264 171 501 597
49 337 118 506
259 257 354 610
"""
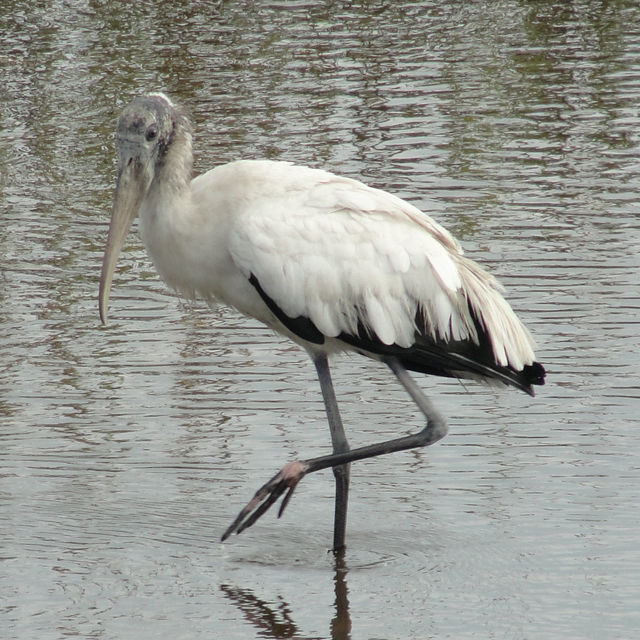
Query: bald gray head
99 92 193 324
116 92 191 173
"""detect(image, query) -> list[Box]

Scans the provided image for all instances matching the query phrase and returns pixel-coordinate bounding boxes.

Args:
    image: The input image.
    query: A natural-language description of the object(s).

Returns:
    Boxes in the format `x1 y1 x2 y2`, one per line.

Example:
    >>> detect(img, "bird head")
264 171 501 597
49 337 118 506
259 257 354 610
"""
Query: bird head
99 92 182 324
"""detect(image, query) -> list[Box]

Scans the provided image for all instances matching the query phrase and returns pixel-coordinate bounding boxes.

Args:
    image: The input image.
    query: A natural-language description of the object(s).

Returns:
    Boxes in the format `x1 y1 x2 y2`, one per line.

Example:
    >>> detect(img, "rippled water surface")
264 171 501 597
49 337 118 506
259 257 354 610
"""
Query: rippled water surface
2 2 639 639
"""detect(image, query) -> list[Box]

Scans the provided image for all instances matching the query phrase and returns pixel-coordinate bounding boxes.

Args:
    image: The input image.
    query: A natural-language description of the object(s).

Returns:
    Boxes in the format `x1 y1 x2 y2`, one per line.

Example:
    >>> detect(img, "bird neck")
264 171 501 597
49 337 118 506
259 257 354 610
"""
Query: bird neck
138 123 204 299
152 123 193 199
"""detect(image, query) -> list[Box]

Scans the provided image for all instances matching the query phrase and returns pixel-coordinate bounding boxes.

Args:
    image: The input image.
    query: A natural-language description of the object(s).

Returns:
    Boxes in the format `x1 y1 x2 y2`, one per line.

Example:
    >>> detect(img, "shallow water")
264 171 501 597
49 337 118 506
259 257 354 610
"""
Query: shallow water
1 1 639 639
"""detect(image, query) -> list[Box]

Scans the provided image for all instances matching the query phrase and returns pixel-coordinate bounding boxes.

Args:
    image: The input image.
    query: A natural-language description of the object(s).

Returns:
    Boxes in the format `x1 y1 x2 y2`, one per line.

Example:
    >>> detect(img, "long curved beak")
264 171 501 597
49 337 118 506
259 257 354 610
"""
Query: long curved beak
99 156 149 325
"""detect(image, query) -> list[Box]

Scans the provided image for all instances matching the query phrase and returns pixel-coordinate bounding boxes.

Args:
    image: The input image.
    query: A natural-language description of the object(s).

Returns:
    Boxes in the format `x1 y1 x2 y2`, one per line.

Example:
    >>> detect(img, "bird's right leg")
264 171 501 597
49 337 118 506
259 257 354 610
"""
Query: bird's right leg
313 353 350 552
221 356 447 543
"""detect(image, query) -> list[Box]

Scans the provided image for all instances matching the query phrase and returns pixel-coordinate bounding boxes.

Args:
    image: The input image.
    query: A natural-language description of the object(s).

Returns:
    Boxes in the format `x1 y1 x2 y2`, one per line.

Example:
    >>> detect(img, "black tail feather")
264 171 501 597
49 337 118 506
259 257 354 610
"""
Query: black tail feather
338 330 545 395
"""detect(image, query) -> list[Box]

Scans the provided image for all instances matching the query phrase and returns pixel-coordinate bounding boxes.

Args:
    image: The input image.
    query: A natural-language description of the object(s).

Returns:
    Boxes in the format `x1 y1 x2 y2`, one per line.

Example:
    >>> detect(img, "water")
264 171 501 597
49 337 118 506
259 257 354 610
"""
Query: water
2 1 639 638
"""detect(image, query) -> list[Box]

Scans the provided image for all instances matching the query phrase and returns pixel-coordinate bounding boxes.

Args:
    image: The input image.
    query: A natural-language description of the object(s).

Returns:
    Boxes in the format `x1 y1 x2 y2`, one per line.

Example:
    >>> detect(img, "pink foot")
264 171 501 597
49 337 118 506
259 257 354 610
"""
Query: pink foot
221 460 309 541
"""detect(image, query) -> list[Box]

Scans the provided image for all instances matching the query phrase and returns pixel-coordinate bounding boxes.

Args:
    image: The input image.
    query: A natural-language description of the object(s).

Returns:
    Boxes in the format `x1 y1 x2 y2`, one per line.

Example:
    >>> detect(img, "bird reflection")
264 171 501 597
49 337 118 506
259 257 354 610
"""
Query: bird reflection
221 555 351 640
330 554 351 640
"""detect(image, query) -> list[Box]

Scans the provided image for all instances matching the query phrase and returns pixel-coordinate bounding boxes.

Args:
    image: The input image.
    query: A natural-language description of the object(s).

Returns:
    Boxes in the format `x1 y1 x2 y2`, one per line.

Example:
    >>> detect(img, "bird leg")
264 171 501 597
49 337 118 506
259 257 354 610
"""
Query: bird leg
313 353 351 552
221 354 351 549
221 356 448 545
220 460 309 540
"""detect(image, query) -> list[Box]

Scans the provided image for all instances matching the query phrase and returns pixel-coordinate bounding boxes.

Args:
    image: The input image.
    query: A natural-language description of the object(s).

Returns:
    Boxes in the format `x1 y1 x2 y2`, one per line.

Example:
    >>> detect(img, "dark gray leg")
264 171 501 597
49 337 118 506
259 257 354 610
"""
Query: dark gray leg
299 357 448 471
221 357 447 543
313 353 350 552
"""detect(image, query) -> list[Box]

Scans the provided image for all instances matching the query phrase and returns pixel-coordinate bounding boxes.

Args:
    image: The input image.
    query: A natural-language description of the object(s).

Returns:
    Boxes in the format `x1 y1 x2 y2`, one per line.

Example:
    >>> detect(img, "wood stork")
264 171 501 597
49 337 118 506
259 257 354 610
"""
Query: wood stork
99 92 545 552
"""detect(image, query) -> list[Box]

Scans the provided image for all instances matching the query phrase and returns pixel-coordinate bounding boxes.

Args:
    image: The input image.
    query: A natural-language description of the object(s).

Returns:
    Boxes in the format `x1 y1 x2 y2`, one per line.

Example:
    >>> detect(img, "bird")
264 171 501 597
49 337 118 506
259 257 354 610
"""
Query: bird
99 92 545 553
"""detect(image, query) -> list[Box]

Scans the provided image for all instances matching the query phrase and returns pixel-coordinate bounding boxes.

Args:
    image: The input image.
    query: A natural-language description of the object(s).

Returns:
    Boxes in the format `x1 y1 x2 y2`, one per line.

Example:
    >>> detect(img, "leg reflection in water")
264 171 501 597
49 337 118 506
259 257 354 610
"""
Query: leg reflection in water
220 555 351 640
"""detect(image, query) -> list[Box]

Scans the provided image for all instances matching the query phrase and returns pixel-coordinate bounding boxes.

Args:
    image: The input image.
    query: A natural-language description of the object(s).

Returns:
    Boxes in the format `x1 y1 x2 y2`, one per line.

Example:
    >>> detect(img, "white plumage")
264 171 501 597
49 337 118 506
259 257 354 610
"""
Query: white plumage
99 93 545 552
143 157 533 367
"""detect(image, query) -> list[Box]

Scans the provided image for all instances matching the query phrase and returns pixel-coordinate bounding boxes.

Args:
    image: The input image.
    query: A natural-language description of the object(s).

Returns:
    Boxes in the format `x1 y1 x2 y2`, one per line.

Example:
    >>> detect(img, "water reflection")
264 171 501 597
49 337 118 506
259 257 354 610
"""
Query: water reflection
221 584 304 639
330 555 351 640
221 554 351 640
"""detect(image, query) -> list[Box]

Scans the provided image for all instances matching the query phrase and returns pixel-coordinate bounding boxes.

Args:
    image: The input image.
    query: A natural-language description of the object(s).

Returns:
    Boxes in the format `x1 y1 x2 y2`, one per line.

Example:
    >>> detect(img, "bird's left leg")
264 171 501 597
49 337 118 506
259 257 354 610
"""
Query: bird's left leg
221 357 448 543
221 353 351 549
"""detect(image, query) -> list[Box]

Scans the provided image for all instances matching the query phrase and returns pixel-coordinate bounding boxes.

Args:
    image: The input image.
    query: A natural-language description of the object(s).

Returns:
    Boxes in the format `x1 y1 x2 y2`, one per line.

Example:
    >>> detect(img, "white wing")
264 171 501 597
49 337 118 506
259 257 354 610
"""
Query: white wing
226 161 535 370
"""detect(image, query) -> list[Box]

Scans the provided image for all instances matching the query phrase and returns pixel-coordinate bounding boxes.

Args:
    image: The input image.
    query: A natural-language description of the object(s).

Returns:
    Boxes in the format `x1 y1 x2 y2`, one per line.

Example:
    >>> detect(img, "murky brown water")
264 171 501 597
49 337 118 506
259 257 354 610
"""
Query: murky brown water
2 1 639 638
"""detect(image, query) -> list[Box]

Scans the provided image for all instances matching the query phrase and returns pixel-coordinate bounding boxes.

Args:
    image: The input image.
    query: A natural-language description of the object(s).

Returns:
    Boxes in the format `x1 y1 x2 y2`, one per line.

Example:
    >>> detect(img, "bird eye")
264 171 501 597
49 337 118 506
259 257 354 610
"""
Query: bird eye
145 125 158 142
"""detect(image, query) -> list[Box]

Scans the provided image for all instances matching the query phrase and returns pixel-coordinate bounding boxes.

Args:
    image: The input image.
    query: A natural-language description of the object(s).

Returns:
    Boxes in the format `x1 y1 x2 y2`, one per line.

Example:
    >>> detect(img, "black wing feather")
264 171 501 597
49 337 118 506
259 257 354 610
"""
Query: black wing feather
249 273 325 344
248 273 545 395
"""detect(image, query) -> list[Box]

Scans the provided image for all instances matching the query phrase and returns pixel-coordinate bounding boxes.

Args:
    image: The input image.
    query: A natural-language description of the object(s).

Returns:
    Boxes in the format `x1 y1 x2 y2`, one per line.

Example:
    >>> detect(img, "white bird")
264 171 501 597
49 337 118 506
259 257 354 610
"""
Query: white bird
99 92 545 552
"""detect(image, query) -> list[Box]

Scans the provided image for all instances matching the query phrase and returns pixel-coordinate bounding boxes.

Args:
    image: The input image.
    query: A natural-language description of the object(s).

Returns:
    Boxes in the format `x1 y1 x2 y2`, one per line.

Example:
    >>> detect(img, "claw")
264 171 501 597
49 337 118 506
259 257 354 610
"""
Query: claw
221 460 309 541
